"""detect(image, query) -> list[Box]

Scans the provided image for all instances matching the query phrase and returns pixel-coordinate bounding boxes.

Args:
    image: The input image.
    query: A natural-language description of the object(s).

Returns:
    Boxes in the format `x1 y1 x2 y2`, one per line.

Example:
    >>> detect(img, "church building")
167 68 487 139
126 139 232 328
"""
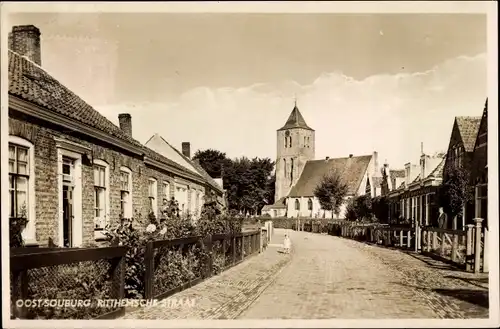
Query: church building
261 103 381 219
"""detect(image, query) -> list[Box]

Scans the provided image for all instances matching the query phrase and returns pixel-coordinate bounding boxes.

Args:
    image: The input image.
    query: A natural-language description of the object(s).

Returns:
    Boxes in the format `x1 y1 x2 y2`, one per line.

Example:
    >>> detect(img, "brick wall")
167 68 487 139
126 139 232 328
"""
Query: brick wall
9 116 205 247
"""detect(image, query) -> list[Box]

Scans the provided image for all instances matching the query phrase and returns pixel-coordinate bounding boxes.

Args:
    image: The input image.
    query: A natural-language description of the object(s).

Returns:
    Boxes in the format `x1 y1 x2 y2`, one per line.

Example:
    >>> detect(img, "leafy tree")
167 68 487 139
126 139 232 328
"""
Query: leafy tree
192 149 232 179
193 149 275 215
372 196 389 223
380 166 390 196
439 162 474 222
345 198 357 221
313 170 349 218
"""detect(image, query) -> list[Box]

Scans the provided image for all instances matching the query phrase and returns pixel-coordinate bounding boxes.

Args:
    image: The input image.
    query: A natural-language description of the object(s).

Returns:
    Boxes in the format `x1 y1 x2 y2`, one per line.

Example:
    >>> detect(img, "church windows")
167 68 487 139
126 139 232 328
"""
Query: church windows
290 158 294 183
289 136 292 148
283 159 287 177
295 199 300 211
307 198 313 211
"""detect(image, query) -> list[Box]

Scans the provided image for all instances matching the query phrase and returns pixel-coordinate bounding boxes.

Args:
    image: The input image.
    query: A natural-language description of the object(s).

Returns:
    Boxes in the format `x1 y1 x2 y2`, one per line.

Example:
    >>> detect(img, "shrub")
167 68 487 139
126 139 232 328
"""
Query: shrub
345 195 374 221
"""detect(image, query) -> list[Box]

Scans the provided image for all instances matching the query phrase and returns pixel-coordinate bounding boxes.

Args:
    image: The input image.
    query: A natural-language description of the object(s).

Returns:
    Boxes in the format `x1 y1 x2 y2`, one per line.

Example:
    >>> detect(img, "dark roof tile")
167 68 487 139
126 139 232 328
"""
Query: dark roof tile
278 105 314 131
8 50 215 186
287 155 372 197
456 116 481 152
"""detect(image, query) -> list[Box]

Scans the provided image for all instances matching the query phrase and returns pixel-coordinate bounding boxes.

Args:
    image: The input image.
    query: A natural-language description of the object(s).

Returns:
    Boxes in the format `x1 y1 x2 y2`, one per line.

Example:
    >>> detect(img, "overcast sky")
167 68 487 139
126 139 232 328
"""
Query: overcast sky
7 12 487 168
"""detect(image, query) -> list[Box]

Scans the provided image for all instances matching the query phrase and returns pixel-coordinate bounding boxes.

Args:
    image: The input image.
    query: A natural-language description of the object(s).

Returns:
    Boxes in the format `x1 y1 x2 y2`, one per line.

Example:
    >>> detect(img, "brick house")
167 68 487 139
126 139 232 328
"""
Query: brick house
7 25 223 248
387 150 446 226
471 99 488 228
442 115 482 228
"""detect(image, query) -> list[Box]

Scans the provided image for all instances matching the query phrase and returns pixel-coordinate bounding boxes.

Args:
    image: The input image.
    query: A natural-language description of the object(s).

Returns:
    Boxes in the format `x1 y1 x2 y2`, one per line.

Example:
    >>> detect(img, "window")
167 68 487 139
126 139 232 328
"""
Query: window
289 136 292 148
412 197 417 221
285 130 290 148
148 178 158 217
175 184 188 215
163 181 170 202
9 143 29 220
120 167 132 219
290 158 294 183
195 190 200 214
476 183 487 223
93 162 108 229
422 194 428 225
295 199 300 211
283 159 287 178
8 138 36 243
307 198 313 211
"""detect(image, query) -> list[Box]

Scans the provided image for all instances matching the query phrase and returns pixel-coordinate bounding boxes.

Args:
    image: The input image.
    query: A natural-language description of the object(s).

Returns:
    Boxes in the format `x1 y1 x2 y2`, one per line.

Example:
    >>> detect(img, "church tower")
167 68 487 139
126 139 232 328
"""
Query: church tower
275 102 315 202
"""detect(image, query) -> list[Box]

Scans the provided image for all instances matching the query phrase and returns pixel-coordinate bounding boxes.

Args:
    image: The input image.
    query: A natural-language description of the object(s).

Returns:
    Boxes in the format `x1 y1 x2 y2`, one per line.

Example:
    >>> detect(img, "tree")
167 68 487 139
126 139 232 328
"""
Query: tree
192 149 232 179
380 166 390 196
372 196 389 223
439 162 474 224
196 151 276 215
313 170 349 218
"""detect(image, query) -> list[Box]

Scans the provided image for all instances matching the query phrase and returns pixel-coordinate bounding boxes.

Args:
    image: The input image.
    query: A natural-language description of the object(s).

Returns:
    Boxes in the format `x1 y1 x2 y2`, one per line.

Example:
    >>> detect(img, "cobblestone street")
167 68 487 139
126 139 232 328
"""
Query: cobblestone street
123 229 489 320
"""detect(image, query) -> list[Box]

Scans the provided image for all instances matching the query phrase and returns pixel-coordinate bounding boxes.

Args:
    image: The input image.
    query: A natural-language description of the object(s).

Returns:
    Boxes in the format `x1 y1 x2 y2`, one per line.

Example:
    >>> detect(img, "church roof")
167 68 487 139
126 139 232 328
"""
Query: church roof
278 104 314 131
287 155 372 197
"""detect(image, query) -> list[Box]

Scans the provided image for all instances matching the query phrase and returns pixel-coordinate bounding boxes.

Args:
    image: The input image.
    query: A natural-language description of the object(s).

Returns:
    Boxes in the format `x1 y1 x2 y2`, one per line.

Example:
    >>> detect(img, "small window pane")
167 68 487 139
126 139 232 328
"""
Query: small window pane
17 162 28 175
9 160 15 173
16 190 27 217
17 147 28 162
9 145 15 160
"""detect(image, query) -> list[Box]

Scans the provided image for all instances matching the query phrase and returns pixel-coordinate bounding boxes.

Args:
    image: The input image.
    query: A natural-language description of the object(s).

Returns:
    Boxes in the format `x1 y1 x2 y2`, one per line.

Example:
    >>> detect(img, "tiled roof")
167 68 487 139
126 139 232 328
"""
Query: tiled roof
389 169 405 179
8 50 211 184
287 155 372 197
278 105 314 131
191 159 224 193
456 116 481 152
427 157 445 179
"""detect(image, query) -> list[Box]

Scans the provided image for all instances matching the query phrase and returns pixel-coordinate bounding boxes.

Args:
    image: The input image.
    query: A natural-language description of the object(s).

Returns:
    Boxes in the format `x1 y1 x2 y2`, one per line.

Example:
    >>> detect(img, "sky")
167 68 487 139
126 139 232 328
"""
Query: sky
6 12 488 169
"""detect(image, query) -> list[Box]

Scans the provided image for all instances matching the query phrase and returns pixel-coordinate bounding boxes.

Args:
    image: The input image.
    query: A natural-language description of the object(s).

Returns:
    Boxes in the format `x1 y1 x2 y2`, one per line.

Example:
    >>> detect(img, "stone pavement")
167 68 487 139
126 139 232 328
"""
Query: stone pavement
122 229 292 320
122 228 489 320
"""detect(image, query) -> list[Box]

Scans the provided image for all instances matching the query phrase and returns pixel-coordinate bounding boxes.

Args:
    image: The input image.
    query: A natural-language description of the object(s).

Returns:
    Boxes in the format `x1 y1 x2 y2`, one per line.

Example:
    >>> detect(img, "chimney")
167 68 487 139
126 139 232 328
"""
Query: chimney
325 156 330 160
373 151 379 174
9 25 42 66
404 163 411 186
182 142 191 158
118 113 132 137
349 154 353 158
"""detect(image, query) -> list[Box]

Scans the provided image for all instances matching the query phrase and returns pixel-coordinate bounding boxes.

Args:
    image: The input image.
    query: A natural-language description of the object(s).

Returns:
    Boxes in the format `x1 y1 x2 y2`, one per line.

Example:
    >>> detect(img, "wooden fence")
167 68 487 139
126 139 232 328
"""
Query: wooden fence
144 230 262 300
10 246 127 320
10 230 264 320
327 218 488 273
